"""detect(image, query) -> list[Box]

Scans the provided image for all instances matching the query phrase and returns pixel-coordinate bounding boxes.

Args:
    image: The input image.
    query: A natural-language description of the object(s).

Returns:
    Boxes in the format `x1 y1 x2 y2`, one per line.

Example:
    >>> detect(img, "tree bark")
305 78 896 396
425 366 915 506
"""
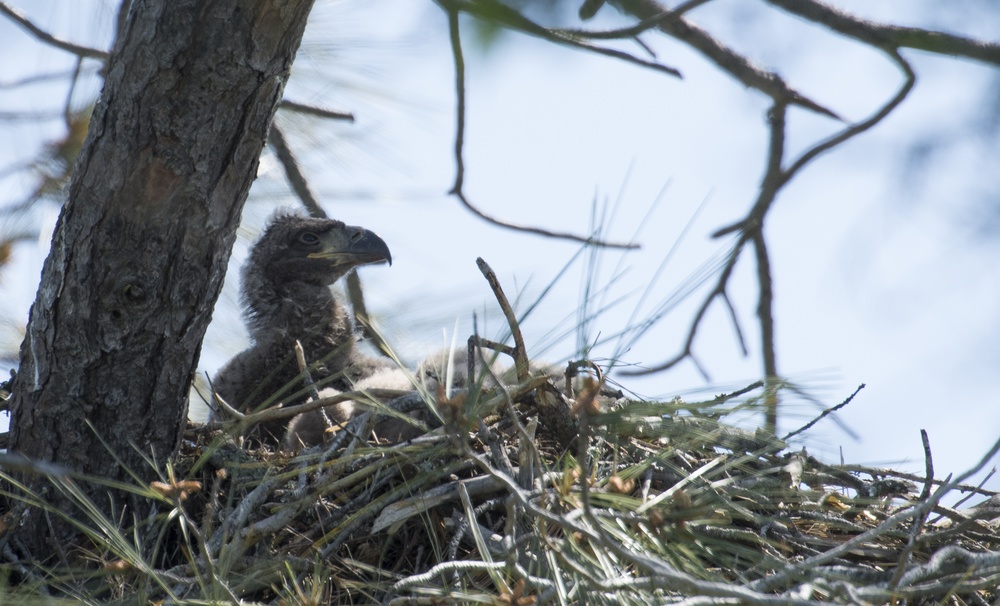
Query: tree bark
5 0 315 557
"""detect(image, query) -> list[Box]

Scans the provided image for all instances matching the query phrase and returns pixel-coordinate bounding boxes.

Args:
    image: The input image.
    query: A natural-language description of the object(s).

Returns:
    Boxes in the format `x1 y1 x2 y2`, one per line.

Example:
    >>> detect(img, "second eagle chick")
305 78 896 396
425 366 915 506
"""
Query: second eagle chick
283 347 501 450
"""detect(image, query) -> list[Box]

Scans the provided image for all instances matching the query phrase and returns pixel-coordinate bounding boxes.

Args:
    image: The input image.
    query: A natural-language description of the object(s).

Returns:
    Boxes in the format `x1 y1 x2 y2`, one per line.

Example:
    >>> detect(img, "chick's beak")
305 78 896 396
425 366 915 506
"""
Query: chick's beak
348 227 392 267
307 226 392 268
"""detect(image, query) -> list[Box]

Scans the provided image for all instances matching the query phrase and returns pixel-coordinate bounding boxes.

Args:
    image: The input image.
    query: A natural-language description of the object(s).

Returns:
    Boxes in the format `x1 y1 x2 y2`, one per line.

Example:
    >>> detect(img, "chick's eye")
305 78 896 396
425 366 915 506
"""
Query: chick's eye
298 232 320 245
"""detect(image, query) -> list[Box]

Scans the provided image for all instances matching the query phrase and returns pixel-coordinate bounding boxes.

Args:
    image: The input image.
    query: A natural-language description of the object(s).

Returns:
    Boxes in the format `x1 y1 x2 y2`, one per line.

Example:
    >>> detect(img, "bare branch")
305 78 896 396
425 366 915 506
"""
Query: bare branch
267 125 325 218
624 46 913 426
626 48 914 387
751 230 778 433
768 0 1000 67
0 1 108 61
441 2 640 250
622 104 786 385
446 4 467 193
630 51 916 394
616 0 842 119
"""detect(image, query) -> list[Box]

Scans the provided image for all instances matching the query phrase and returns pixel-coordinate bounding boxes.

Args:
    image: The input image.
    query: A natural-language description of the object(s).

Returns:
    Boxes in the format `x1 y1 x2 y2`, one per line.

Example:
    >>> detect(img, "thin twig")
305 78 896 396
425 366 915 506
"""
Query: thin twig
949 469 996 512
779 49 917 187
279 99 354 122
0 1 109 60
918 429 935 503
468 336 517 361
717 50 916 238
887 429 935 589
719 290 748 356
782 383 864 441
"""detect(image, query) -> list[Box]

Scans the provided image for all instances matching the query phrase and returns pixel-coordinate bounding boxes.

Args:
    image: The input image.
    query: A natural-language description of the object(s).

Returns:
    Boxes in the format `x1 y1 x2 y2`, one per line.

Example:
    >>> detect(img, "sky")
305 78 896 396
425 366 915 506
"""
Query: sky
1 0 999 501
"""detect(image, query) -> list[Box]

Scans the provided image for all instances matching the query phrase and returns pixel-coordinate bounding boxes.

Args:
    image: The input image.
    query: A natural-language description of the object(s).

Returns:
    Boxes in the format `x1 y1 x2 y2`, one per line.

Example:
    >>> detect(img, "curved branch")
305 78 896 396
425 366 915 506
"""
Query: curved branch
0 1 108 61
620 240 744 377
720 290 748 356
441 3 640 250
780 48 916 185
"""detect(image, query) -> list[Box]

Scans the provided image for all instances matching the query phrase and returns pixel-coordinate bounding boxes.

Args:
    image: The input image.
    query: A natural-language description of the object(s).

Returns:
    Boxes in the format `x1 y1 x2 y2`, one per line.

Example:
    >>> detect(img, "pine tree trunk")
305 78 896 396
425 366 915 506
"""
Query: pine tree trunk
5 0 315 558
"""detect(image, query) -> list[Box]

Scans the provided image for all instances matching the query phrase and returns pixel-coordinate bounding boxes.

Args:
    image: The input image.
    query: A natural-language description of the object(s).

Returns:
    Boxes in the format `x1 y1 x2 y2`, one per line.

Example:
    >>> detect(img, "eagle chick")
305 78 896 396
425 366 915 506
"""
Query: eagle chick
211 212 391 445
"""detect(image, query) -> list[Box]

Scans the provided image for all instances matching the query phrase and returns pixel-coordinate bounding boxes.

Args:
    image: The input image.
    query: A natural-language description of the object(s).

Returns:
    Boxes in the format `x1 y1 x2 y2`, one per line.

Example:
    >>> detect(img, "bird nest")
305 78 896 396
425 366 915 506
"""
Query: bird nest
168 366 1000 605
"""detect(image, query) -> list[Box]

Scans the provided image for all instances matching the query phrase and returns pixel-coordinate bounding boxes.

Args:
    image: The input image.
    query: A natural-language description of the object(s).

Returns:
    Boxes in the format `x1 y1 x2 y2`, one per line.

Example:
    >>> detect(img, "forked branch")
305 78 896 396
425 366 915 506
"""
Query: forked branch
627 45 916 435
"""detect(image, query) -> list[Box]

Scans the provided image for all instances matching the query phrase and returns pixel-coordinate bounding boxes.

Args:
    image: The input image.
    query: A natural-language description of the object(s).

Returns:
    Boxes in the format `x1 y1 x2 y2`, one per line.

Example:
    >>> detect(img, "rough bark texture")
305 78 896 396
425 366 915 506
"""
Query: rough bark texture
6 0 315 556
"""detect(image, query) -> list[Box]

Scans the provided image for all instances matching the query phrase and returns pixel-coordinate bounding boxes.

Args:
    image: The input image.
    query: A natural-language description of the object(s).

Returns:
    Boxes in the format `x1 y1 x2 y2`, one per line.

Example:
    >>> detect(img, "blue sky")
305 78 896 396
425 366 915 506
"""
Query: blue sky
2 0 999 499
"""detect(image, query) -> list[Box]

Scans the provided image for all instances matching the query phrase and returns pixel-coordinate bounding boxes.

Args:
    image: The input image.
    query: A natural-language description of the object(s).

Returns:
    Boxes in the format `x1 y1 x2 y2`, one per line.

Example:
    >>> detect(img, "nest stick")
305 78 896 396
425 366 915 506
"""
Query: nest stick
476 257 529 381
